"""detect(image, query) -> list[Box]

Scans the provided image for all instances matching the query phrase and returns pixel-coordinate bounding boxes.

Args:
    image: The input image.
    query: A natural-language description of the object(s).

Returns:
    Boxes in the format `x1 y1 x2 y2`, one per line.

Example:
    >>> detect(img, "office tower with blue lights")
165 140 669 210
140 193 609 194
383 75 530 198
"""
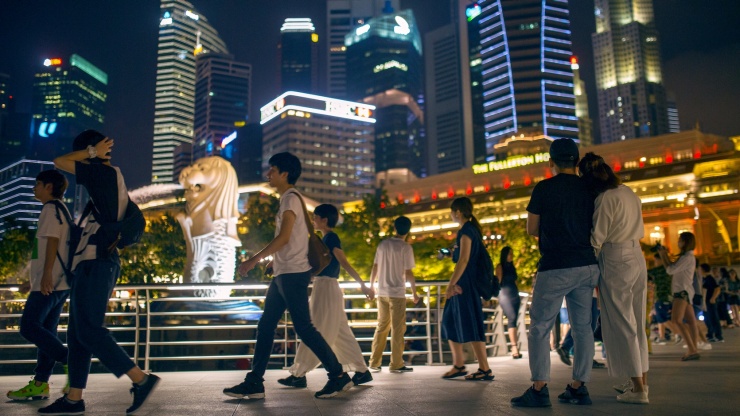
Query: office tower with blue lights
476 0 578 152
592 0 668 143
260 92 375 204
193 53 251 161
345 8 426 178
279 18 318 94
326 0 400 98
152 0 228 183
30 54 107 161
0 159 56 236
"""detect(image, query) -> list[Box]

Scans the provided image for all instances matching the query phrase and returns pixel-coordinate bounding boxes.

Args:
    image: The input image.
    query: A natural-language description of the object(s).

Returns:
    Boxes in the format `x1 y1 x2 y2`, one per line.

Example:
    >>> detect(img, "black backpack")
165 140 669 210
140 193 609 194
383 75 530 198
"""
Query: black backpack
93 199 146 253
476 236 501 300
46 200 84 284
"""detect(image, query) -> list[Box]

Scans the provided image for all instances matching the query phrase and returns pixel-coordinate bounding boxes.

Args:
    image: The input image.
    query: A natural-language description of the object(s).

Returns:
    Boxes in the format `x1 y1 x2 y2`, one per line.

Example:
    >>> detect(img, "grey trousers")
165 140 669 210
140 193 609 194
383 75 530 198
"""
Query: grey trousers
598 240 649 378
528 264 600 382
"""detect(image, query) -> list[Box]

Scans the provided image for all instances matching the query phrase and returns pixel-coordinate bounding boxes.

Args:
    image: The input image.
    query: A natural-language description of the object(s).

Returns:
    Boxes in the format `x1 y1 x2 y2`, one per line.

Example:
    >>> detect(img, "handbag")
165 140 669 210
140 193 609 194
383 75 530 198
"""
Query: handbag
291 191 331 276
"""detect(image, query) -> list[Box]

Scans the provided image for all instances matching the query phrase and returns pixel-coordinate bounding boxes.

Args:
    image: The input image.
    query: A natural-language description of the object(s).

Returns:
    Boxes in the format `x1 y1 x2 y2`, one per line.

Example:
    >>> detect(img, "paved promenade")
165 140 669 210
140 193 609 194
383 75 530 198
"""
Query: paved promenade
2 329 739 415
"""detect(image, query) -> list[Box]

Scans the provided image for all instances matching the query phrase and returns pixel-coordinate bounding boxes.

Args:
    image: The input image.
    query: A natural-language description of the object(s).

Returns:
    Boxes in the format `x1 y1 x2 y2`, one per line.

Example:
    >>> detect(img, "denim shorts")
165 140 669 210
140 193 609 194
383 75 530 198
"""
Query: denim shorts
673 290 690 304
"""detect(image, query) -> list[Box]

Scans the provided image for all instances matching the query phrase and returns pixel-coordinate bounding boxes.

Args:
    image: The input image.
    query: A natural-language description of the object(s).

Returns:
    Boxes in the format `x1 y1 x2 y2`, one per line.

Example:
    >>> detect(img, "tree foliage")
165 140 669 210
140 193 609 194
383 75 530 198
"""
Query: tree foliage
478 217 540 290
0 222 34 283
119 214 187 284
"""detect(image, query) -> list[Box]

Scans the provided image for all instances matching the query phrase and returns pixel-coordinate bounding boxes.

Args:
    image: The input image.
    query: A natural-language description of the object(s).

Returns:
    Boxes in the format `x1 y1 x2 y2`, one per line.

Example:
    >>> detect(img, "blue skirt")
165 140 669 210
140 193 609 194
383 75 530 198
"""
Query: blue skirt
441 274 486 343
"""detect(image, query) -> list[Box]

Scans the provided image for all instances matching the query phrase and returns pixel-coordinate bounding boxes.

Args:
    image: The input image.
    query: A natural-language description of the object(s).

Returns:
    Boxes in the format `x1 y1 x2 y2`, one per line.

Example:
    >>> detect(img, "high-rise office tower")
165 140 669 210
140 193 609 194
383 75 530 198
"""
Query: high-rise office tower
477 0 578 152
667 94 680 133
592 0 668 143
0 74 30 166
221 123 264 185
152 0 228 183
326 0 400 98
193 53 251 161
424 1 488 175
260 92 375 205
0 159 56 236
345 8 426 178
571 56 593 146
278 18 318 94
30 54 107 161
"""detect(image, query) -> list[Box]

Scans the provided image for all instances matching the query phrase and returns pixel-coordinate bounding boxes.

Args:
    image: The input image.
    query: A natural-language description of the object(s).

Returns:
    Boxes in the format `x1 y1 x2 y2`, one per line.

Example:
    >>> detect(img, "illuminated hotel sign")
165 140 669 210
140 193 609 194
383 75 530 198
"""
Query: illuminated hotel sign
260 91 376 124
472 153 550 174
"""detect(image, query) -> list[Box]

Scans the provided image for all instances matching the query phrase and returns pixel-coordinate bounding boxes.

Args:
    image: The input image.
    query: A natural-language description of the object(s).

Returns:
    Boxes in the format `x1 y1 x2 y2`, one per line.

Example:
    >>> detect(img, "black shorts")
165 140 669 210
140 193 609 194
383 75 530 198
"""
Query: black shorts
673 291 690 304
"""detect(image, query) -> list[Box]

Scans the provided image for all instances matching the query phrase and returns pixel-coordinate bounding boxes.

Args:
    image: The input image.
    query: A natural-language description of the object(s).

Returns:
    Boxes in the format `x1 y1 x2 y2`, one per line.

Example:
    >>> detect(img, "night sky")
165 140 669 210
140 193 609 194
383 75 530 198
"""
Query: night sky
1 0 738 189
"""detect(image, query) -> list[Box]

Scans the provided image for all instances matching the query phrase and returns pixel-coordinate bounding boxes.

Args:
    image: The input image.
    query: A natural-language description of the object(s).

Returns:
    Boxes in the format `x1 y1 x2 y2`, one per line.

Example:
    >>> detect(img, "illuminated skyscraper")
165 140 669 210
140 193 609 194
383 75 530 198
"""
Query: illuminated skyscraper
193 53 251 161
571 56 593 146
30 54 107 161
592 0 668 143
279 18 318 94
477 0 578 152
152 0 228 183
326 0 399 98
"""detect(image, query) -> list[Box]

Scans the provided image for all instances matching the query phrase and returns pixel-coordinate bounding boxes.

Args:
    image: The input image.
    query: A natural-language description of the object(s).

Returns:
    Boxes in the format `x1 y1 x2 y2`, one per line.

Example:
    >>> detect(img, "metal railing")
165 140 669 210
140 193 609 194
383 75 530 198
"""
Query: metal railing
0 282 530 372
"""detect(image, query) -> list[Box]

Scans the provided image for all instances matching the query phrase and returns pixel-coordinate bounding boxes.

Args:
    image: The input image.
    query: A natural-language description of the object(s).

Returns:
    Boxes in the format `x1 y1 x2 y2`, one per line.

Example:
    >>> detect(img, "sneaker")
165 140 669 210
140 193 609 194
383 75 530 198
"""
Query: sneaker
716 338 725 343
557 384 592 405
223 379 265 400
617 389 649 404
390 366 413 373
352 370 373 385
613 379 632 394
62 364 70 395
38 395 85 415
6 379 49 401
127 374 161 415
698 341 713 350
555 347 572 366
277 375 307 388
511 385 552 407
592 360 606 369
368 366 382 373
708 337 719 343
314 373 353 399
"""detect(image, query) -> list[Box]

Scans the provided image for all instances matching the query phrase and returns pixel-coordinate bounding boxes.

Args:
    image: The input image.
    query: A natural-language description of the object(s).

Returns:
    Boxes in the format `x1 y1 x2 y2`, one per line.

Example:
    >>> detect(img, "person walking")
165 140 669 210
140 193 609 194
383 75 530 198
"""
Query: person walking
41 131 160 415
496 246 522 359
368 216 419 373
727 269 740 326
440 197 493 381
700 264 724 342
657 232 700 360
510 138 599 408
224 152 353 400
7 170 71 402
277 203 374 388
578 152 649 404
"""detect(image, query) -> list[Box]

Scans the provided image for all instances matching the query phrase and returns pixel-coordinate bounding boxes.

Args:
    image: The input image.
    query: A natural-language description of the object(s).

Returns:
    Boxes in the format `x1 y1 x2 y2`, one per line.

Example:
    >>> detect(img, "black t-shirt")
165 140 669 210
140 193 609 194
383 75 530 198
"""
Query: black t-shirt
321 231 341 278
526 173 598 271
75 162 126 222
703 276 719 302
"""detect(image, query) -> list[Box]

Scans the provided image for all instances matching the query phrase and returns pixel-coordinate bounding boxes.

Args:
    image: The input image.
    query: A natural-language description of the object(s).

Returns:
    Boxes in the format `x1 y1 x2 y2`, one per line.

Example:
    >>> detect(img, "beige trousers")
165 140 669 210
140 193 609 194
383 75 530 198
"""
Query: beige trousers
370 296 407 370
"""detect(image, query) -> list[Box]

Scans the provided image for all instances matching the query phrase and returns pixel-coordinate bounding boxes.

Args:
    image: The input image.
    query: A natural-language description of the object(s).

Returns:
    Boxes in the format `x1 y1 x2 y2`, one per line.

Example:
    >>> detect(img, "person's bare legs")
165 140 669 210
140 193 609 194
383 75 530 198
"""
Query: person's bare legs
508 327 520 355
471 341 490 371
671 300 697 355
444 340 466 376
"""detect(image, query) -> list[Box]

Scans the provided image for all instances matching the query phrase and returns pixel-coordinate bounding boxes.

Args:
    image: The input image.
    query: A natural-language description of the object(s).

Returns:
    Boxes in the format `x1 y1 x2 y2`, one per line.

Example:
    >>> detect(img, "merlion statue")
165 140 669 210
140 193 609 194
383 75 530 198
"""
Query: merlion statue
177 156 241 297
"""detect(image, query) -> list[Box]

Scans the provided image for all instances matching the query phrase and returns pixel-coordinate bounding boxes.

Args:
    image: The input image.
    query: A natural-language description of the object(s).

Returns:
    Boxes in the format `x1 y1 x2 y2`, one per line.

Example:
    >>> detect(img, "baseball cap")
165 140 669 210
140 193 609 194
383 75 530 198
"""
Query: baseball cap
549 138 579 162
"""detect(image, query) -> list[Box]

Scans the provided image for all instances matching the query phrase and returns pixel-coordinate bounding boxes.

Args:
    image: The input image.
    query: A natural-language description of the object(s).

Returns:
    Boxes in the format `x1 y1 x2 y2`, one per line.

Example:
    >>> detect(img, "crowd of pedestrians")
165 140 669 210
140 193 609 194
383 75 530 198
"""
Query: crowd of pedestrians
6 134 737 413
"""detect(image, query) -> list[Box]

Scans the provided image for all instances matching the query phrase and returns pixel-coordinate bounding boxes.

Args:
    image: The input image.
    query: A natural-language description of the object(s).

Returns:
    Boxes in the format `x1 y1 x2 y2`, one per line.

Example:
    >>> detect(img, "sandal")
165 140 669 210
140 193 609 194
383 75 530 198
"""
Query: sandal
465 368 494 381
512 353 523 359
681 353 700 361
442 365 467 379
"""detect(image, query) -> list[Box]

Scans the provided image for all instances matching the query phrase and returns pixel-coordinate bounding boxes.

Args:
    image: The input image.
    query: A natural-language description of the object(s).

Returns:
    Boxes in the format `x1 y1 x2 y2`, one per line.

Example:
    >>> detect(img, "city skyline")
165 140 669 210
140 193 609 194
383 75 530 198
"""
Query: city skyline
0 0 738 188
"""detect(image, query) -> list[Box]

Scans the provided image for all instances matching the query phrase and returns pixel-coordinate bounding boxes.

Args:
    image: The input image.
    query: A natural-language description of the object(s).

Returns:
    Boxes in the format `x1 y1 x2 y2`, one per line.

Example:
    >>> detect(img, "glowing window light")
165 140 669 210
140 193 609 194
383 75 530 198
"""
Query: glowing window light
185 10 199 20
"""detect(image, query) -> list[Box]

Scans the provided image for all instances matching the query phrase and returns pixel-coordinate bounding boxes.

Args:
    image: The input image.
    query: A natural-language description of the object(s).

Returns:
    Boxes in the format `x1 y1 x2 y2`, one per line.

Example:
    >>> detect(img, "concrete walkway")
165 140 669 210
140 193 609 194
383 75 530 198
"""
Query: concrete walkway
2 329 739 415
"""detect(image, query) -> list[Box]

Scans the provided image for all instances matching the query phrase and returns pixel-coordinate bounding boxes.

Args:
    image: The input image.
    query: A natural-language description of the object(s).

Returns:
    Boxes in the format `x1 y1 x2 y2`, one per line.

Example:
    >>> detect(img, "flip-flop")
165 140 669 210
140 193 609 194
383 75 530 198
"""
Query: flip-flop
681 353 700 361
512 353 523 359
442 365 467 379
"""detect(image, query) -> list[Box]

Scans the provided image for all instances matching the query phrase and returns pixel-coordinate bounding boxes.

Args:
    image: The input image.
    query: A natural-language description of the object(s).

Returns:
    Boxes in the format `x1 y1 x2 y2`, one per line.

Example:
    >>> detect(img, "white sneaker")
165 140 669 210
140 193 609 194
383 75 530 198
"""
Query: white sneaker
613 380 632 394
617 389 649 404
698 342 713 350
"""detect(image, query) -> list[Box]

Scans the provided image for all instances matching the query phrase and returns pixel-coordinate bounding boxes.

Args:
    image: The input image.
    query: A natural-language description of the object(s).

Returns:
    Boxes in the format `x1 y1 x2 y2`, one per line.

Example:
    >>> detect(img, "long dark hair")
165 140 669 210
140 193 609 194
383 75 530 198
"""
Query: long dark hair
451 197 482 235
678 232 696 257
499 246 513 267
578 152 620 196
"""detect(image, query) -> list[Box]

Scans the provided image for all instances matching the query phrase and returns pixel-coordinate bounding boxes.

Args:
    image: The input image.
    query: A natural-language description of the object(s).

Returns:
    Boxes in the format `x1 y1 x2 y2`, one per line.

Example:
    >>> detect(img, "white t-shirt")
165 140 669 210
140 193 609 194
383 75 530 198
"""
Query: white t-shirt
272 189 311 276
374 237 415 298
30 203 71 292
665 251 696 298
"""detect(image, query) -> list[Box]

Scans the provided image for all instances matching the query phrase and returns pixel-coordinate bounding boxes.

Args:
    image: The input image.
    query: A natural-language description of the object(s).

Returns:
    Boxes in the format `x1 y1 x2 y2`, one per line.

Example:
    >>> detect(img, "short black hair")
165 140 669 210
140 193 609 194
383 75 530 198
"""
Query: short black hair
314 204 339 228
268 152 301 184
36 170 68 199
700 263 711 273
394 216 412 235
553 158 578 169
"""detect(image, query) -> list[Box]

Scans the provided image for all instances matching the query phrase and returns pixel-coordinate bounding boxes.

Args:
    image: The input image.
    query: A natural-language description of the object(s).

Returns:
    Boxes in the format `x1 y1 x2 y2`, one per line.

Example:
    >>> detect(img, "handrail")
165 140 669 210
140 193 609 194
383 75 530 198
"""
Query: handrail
0 282 530 372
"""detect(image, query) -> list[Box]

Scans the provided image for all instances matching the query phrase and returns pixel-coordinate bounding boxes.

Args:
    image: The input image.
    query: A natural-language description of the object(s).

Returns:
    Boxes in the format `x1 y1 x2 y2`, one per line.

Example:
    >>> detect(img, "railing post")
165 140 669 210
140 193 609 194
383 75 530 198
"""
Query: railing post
517 294 529 352
491 304 508 356
144 288 151 372
425 289 432 365
133 289 140 364
435 283 445 365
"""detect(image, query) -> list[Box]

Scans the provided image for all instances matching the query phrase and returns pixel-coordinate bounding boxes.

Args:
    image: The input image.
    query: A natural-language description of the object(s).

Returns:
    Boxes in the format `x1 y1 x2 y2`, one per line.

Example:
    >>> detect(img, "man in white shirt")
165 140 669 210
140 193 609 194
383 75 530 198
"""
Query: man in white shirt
368 216 419 373
224 152 353 400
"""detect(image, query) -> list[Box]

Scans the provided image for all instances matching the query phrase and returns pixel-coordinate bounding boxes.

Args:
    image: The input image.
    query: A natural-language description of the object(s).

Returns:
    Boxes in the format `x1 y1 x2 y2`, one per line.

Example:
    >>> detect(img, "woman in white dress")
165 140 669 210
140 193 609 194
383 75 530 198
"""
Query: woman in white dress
578 152 649 405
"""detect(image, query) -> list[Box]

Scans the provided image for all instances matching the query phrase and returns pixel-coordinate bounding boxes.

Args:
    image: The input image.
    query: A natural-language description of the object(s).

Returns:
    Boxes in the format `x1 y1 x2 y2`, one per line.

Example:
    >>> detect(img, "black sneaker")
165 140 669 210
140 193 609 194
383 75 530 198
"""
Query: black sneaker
314 373 352 399
389 366 413 373
592 360 606 369
511 385 552 407
126 374 161 415
555 347 572 366
223 379 265 400
352 370 373 385
38 396 85 415
557 384 592 405
277 375 307 388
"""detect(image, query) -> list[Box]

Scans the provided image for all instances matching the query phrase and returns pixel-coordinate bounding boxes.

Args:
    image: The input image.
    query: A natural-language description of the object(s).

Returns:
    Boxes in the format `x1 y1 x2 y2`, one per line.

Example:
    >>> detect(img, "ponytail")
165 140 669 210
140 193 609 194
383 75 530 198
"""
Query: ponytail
470 215 482 236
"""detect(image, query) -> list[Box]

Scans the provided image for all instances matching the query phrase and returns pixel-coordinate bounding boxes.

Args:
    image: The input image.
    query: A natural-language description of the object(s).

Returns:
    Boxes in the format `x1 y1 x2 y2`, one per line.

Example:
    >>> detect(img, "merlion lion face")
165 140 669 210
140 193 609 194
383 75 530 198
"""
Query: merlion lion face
179 159 217 202
178 156 240 224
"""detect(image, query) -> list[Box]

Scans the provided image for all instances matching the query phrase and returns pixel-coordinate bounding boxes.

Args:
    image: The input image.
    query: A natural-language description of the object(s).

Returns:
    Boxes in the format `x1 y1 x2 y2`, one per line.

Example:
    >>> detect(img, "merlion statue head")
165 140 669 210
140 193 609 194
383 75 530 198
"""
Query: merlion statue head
179 156 240 228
